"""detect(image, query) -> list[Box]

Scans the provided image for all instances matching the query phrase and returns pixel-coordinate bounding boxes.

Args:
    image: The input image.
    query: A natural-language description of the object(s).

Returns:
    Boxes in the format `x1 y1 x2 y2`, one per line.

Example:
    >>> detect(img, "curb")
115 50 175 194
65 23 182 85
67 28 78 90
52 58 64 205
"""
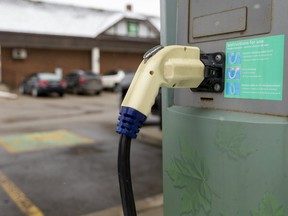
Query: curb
82 194 163 216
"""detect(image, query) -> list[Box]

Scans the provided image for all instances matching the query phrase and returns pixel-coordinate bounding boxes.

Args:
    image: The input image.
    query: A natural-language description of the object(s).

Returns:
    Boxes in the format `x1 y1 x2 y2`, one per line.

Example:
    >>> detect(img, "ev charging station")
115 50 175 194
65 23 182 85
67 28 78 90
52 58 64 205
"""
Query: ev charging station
117 0 287 215
161 0 287 215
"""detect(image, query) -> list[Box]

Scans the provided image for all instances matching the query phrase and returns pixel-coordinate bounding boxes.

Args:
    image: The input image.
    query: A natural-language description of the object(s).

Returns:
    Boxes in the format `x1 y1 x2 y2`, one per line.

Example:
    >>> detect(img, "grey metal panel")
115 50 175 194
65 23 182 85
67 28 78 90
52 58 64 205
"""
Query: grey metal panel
192 7 247 38
189 0 272 43
175 0 288 116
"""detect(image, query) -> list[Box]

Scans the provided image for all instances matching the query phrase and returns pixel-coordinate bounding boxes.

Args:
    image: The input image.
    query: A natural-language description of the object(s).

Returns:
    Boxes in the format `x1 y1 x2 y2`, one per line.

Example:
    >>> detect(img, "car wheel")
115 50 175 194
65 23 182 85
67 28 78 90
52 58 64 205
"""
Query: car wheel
31 88 39 97
59 92 64 97
18 86 25 95
95 90 101 95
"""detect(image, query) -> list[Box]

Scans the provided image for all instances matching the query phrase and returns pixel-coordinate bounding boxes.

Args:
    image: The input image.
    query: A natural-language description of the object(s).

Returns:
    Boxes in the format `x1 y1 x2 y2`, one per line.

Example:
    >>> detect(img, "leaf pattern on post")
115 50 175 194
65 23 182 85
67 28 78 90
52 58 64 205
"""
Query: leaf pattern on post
215 123 257 161
166 139 213 215
251 193 285 216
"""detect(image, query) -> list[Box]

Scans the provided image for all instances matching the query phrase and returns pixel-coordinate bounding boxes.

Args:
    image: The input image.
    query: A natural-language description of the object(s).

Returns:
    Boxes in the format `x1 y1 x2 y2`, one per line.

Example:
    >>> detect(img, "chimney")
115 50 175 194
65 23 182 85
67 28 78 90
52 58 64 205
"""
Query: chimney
126 4 132 12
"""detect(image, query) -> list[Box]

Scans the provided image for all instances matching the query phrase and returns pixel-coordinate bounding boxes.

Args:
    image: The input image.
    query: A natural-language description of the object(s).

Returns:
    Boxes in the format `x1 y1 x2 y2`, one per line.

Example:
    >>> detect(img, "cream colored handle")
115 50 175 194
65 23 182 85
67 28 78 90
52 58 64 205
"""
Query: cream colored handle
121 45 204 116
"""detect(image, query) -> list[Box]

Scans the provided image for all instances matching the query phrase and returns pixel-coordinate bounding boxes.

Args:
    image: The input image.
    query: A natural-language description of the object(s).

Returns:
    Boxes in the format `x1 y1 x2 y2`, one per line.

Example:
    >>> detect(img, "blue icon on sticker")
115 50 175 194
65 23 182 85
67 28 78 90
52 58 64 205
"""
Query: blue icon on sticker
226 83 240 95
227 52 241 64
227 67 241 80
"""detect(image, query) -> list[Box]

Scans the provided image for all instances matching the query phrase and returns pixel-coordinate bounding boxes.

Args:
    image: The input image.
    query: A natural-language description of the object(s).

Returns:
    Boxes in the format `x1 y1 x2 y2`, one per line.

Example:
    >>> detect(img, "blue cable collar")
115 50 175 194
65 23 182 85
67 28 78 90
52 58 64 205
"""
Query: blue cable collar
116 106 147 139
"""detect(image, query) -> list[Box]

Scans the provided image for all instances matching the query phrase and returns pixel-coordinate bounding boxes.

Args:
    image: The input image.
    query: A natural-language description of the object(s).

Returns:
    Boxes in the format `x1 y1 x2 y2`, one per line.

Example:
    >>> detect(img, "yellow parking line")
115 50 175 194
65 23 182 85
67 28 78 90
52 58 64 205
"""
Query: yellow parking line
0 129 94 153
0 170 44 216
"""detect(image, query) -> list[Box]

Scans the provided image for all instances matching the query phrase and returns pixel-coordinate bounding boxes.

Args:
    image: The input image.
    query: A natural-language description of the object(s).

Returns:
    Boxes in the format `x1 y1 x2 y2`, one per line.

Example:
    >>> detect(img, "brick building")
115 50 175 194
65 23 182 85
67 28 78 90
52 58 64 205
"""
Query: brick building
0 0 160 88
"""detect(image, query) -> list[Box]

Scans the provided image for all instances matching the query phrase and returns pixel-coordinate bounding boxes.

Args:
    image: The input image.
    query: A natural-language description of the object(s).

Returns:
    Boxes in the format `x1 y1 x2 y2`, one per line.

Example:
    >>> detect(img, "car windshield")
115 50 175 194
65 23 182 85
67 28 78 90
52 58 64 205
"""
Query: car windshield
38 73 61 81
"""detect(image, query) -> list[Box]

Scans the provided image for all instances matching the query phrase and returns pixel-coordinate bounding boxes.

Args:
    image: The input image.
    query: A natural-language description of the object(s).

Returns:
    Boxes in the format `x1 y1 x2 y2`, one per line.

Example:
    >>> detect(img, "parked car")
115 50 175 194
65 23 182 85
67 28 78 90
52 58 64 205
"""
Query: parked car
101 69 126 92
19 72 66 97
119 72 135 102
64 70 103 95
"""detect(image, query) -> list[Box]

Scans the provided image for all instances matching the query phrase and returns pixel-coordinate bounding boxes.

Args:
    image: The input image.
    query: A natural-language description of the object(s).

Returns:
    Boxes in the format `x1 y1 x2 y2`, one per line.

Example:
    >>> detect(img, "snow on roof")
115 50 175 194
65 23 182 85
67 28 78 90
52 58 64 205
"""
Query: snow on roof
0 0 160 38
148 17 161 31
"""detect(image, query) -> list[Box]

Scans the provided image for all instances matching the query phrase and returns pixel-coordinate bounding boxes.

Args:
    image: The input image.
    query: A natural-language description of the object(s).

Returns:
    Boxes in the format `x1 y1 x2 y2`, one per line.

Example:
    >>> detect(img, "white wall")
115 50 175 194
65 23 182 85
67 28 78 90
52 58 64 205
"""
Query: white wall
91 47 100 74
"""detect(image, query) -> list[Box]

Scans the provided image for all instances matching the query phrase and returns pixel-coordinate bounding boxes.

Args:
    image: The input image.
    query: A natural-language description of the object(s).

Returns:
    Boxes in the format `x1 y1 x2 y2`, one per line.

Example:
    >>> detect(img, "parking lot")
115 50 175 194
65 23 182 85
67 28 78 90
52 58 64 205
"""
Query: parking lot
0 92 162 216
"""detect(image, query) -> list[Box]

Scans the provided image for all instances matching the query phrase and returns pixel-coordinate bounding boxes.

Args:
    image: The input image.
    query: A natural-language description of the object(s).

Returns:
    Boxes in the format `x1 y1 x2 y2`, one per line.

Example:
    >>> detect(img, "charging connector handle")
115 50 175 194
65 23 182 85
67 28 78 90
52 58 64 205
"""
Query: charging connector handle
116 45 204 138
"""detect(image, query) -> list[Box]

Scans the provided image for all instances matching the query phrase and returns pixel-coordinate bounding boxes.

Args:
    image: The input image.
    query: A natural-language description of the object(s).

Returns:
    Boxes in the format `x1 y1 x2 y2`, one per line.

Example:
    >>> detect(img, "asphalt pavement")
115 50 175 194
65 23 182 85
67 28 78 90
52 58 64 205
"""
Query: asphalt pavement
0 92 163 216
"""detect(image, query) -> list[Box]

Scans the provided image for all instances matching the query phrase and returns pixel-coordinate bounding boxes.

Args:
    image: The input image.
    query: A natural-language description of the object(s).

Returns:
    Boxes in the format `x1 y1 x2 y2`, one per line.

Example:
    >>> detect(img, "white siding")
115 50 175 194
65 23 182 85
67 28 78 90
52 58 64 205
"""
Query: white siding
105 20 158 39
117 21 127 36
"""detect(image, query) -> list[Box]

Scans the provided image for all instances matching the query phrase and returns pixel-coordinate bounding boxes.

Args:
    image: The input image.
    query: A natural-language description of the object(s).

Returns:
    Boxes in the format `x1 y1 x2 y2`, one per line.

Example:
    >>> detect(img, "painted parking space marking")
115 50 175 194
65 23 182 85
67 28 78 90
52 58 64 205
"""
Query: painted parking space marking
0 129 94 153
0 170 44 216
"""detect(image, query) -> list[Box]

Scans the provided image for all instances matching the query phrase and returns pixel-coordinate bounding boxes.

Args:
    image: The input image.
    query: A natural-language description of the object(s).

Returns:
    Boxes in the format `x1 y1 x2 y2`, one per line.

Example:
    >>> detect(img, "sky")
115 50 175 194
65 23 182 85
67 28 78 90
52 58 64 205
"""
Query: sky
42 0 161 16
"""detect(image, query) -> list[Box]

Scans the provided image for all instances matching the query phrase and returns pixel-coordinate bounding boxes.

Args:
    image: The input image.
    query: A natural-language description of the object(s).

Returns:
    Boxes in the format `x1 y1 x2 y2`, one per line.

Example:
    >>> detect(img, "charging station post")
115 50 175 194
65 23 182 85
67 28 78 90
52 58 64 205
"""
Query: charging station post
162 0 287 215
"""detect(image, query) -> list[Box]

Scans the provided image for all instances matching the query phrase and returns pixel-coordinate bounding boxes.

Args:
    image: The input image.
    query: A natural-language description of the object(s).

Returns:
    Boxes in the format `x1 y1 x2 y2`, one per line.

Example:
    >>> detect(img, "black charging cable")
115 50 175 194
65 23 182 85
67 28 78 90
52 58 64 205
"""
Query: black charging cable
118 134 137 216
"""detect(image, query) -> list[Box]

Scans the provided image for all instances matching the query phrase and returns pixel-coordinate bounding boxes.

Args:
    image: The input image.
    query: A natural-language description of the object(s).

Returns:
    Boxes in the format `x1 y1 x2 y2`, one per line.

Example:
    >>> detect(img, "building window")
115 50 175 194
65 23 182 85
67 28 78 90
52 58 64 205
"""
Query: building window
127 21 139 36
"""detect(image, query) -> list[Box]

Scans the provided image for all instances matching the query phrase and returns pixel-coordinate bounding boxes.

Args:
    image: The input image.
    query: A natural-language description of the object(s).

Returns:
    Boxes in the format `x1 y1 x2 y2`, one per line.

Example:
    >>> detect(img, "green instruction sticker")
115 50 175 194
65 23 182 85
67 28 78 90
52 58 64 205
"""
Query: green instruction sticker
225 35 285 100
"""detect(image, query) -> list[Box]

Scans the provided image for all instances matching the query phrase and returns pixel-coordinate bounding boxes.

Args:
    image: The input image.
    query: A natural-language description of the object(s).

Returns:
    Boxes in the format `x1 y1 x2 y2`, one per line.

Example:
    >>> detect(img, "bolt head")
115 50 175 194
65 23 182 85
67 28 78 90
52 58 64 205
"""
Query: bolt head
215 54 222 62
213 83 222 92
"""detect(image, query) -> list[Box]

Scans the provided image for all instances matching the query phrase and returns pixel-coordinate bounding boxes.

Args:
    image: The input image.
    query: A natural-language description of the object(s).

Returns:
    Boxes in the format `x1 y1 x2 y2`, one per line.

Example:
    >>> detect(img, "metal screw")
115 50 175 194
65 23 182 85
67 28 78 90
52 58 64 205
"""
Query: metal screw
215 54 222 62
213 83 221 92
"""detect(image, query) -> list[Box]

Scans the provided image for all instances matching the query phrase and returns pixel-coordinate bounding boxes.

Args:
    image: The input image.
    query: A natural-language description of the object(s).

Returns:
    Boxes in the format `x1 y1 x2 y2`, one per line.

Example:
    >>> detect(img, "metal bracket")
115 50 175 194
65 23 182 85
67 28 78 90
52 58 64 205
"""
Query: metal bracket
191 52 225 93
